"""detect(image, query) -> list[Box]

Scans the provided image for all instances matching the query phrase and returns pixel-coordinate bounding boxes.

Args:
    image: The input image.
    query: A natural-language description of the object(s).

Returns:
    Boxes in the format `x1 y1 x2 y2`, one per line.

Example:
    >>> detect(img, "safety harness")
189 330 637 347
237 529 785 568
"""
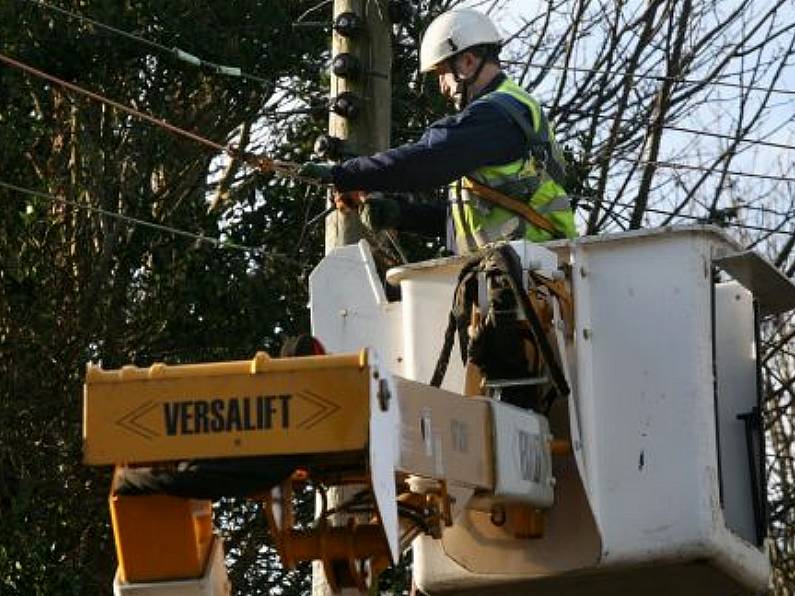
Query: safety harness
449 79 575 254
430 245 570 412
462 176 559 236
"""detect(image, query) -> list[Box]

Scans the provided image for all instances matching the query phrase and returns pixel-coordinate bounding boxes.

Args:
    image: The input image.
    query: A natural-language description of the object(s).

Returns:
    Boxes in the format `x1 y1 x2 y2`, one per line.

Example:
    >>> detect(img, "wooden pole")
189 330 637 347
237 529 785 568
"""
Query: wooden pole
324 0 392 253
314 1 392 593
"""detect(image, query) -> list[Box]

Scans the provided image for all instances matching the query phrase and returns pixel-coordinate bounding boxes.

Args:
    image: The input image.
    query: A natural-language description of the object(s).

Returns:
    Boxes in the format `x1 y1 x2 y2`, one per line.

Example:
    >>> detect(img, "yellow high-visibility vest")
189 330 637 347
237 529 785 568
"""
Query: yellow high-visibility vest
450 78 577 253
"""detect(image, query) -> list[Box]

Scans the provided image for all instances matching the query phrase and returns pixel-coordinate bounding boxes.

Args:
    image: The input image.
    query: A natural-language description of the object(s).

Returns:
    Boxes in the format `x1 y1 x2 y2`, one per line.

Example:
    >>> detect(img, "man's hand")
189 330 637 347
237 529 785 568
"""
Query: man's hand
359 195 402 231
297 162 335 184
334 191 365 212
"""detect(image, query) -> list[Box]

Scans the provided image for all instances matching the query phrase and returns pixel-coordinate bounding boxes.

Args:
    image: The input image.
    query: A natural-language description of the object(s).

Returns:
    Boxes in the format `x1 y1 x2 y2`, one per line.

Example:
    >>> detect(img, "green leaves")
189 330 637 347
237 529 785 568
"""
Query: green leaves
0 1 328 594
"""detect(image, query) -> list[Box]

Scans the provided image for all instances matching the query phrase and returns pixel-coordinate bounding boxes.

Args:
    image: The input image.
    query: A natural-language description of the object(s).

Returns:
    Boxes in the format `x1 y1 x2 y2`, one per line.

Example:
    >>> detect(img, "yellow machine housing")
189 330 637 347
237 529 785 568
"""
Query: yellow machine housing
84 351 371 464
84 346 559 594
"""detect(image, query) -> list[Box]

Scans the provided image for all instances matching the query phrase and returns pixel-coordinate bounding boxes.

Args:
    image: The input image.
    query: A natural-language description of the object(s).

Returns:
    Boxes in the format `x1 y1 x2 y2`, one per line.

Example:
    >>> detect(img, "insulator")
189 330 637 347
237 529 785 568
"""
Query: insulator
331 53 361 80
314 134 344 160
388 0 414 23
333 11 363 37
330 92 361 119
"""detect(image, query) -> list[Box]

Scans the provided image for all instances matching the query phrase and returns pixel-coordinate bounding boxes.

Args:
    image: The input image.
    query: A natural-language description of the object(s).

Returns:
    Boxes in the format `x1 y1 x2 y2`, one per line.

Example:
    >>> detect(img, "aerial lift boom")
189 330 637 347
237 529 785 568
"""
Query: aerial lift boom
85 348 558 593
84 226 795 595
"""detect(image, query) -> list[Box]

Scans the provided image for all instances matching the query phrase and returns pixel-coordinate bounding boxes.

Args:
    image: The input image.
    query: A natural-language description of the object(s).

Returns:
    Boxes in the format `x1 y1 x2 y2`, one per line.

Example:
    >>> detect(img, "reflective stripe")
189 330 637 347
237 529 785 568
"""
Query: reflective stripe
457 187 496 216
535 195 571 214
450 77 577 253
452 180 480 254
465 216 524 251
488 91 567 187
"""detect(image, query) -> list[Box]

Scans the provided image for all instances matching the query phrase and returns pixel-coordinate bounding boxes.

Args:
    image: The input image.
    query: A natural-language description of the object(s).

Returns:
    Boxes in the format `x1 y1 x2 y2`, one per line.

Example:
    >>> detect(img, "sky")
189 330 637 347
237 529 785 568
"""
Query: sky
459 0 794 234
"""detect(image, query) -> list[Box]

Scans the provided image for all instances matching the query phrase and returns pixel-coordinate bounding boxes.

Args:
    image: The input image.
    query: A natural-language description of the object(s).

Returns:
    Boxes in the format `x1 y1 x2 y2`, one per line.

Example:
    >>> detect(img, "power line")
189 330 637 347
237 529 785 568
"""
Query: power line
24 0 795 144
607 156 795 184
644 118 795 150
0 180 298 262
0 52 315 181
402 114 795 156
22 0 277 88
504 59 795 97
644 124 795 153
6 45 794 223
22 0 795 100
6 179 792 265
0 52 222 151
24 0 331 115
557 108 795 153
578 195 795 238
295 0 333 24
399 114 795 184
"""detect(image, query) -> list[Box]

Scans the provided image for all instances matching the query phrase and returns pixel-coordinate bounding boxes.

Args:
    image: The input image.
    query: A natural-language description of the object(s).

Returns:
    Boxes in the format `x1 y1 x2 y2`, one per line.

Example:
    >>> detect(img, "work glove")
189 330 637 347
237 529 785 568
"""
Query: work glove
334 190 365 212
359 195 402 231
297 162 335 184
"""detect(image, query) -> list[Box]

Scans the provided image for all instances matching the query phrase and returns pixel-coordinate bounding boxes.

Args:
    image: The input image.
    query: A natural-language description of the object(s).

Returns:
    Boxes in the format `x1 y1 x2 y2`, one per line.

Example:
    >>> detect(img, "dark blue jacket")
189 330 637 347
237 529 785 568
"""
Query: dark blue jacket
332 73 528 193
331 73 531 237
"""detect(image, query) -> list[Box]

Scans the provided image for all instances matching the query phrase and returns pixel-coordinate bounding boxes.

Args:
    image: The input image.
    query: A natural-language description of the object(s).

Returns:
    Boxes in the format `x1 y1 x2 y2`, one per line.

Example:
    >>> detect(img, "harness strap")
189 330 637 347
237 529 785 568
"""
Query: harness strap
430 260 480 387
430 246 571 406
479 91 568 186
463 176 561 237
490 247 570 400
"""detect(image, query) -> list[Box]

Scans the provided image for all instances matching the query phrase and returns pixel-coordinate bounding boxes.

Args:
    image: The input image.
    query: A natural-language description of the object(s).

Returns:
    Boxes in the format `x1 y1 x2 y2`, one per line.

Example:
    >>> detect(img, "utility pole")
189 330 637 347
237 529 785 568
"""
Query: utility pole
314 1 392 594
323 0 392 253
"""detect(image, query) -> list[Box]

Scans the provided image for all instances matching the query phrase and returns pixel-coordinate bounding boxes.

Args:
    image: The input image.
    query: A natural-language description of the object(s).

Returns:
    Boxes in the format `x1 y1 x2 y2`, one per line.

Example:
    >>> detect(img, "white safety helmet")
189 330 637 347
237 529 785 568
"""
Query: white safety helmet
419 9 503 73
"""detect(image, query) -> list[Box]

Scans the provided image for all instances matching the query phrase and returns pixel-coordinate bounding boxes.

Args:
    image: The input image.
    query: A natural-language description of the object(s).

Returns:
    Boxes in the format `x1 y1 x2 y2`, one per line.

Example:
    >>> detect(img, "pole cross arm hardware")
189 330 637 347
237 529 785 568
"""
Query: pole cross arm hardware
332 53 361 79
84 349 558 594
332 53 389 81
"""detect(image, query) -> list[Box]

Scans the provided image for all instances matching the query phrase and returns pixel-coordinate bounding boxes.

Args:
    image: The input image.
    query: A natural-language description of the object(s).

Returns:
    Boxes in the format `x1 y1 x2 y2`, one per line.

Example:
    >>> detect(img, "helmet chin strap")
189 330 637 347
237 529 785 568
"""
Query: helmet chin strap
448 53 488 110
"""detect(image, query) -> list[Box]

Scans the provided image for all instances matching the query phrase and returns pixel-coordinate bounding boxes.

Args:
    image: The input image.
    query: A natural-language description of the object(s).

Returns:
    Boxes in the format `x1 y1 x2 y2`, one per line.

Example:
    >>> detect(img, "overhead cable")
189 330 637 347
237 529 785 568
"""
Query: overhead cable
504 59 795 97
22 0 274 86
23 0 795 100
578 195 795 238
631 123 794 153
556 108 795 153
607 156 795 184
295 0 333 24
0 180 297 261
0 52 317 182
398 118 795 177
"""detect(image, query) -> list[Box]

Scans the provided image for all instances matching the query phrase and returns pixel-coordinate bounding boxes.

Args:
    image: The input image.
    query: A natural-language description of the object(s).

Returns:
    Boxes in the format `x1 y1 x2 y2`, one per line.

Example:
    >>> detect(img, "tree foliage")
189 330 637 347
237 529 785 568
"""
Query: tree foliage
0 1 329 593
1 0 793 594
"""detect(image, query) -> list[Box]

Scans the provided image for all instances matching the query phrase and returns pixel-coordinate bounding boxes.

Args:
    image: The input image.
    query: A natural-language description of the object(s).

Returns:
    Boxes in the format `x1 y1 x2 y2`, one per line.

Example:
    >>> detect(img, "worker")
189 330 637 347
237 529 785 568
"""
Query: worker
300 8 577 254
